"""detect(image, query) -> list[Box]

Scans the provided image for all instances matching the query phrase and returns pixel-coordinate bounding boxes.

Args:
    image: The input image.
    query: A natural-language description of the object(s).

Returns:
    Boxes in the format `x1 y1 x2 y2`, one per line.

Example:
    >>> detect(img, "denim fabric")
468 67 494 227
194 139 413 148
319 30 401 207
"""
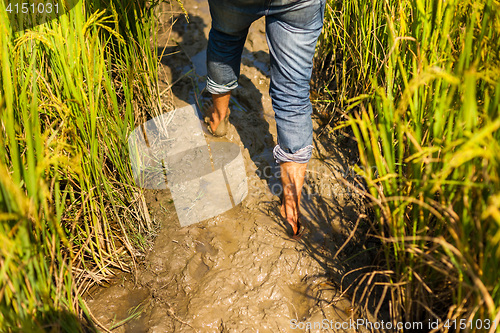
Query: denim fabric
206 0 326 163
273 144 313 164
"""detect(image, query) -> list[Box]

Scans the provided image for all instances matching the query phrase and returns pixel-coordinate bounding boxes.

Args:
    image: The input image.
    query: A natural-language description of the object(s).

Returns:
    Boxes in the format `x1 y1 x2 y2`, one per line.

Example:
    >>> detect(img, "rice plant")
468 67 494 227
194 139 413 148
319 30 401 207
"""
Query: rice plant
317 0 500 329
0 0 164 330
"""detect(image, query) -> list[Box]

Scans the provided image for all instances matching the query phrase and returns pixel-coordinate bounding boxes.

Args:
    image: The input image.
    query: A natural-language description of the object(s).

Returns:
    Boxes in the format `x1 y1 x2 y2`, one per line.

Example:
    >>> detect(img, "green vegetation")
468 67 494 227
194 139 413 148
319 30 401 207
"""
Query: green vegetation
2 0 500 330
0 0 162 330
317 0 500 328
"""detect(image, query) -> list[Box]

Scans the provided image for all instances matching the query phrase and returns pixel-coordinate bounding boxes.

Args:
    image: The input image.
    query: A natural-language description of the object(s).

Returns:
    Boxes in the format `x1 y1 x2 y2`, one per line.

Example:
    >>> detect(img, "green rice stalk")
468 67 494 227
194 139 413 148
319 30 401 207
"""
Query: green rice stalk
0 0 166 330
318 0 500 327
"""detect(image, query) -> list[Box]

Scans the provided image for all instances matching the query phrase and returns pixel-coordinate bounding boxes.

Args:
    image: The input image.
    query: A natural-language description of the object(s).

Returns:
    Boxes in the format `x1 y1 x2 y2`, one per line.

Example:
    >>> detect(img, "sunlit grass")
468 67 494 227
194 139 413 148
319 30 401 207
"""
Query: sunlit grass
0 0 164 330
317 0 500 327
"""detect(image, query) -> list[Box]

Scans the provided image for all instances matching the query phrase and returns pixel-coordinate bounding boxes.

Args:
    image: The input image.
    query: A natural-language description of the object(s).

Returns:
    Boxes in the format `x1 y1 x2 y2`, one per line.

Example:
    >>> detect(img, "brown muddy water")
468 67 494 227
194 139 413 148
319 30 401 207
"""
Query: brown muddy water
85 1 385 332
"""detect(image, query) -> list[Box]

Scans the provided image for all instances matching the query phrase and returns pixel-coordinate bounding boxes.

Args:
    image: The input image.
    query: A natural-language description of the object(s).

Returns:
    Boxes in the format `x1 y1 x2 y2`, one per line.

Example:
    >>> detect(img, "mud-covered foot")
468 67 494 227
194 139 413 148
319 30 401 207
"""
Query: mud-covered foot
280 203 303 238
280 161 307 238
204 103 230 137
204 92 231 137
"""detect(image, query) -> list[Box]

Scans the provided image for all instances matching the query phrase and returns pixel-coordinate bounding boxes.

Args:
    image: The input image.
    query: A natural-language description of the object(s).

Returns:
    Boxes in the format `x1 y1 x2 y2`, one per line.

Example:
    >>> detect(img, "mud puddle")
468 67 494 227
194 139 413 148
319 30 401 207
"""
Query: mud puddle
85 1 383 332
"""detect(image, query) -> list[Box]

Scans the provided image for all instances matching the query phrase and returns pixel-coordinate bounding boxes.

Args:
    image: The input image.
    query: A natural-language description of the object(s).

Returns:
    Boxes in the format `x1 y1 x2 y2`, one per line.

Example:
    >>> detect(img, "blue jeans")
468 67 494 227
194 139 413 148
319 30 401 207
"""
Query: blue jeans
206 0 326 164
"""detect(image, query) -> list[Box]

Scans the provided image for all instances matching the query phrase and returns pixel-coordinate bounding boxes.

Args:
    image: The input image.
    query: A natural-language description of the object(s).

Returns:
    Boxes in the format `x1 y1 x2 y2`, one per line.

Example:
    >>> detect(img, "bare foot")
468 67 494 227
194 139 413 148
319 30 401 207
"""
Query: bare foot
280 161 307 236
205 92 231 136
205 103 230 136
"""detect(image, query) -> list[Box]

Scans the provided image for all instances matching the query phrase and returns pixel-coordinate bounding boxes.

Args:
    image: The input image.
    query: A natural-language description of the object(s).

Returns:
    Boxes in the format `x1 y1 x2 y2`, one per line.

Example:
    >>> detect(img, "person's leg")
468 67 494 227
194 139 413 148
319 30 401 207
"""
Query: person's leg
205 27 246 134
266 0 326 235
206 0 265 133
206 27 247 95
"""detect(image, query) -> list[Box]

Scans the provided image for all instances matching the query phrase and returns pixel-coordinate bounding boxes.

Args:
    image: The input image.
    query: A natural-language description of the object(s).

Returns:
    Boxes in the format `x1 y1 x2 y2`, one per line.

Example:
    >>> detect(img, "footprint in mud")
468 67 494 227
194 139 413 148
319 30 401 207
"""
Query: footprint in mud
86 1 385 332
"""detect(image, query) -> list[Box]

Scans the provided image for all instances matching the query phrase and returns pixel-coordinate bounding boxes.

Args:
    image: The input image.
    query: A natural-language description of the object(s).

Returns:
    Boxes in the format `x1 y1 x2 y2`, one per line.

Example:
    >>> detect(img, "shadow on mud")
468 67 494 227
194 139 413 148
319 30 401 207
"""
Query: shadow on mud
305 130 388 320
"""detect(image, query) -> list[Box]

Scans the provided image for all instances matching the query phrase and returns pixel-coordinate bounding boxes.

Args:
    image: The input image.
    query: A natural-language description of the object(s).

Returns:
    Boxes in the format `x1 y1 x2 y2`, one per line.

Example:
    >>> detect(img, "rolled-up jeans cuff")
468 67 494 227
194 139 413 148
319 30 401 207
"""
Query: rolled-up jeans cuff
273 144 313 164
206 76 238 95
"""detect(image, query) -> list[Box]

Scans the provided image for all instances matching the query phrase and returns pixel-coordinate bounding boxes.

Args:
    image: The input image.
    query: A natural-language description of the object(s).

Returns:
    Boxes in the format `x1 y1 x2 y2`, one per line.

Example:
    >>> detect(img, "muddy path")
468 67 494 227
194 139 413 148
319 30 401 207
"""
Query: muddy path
86 1 383 332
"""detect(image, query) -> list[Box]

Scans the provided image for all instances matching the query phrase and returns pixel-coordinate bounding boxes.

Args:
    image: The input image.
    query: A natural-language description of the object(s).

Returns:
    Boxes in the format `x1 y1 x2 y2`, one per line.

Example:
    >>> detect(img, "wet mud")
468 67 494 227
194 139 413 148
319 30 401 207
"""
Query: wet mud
86 1 384 332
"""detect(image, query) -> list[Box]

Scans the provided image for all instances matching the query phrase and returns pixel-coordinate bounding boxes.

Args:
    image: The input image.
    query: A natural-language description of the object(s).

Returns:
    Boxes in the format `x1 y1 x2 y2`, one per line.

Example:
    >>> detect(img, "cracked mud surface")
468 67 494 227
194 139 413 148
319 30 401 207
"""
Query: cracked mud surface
85 1 382 332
